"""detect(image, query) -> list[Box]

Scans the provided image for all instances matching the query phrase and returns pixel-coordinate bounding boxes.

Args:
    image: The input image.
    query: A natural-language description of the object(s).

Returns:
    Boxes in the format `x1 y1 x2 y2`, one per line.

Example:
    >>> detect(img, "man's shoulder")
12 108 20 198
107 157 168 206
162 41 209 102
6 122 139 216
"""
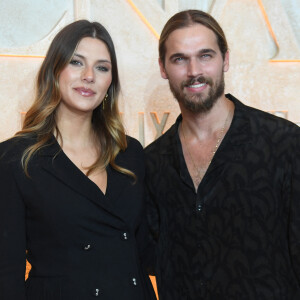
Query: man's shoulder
144 121 178 156
230 94 299 134
251 105 298 134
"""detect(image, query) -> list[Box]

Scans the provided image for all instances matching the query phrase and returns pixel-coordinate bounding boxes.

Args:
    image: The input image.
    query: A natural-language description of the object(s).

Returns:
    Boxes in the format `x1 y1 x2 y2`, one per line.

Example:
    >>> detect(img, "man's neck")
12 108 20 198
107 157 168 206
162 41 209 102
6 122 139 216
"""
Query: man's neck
179 94 235 190
180 94 234 141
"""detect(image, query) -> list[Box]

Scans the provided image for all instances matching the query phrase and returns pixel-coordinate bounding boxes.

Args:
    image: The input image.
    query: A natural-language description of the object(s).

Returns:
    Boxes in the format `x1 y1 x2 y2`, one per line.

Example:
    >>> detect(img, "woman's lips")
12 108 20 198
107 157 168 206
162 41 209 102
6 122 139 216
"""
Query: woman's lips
74 87 96 97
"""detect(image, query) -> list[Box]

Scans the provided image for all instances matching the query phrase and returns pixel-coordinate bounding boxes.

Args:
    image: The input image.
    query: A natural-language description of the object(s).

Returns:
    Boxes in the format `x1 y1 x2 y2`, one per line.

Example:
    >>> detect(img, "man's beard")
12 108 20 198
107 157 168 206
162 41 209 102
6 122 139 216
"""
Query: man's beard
169 73 225 114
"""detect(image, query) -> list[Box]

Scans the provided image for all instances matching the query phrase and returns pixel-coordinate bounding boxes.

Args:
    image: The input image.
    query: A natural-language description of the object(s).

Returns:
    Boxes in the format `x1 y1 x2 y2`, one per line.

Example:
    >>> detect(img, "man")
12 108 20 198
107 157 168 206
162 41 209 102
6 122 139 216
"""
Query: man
145 10 300 300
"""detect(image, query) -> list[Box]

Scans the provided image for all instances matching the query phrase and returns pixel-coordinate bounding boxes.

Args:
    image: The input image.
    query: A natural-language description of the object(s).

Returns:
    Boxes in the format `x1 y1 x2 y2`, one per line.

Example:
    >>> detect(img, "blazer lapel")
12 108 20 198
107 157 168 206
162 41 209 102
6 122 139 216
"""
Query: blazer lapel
38 138 120 219
105 165 130 203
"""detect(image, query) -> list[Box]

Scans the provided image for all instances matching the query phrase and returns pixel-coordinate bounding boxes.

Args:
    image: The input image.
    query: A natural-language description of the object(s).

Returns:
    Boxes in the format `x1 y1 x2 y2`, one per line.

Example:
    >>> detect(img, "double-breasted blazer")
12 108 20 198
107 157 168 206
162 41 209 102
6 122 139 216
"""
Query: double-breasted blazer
0 135 156 300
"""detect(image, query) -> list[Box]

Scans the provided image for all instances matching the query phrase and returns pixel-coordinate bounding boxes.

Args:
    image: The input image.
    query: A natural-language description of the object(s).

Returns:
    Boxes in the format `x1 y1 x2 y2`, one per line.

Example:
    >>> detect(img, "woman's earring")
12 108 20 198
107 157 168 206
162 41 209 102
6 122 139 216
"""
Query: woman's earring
103 94 108 110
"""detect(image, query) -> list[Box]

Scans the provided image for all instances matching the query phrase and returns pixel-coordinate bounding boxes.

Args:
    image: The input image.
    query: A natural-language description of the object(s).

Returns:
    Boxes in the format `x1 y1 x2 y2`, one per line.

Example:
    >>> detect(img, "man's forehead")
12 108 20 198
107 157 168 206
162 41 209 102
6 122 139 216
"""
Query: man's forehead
164 24 219 56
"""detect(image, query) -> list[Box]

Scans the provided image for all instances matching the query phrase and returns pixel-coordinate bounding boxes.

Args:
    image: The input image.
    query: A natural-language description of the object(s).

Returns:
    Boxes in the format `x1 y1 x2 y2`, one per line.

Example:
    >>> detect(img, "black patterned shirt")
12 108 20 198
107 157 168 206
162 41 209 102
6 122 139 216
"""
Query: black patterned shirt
145 94 300 300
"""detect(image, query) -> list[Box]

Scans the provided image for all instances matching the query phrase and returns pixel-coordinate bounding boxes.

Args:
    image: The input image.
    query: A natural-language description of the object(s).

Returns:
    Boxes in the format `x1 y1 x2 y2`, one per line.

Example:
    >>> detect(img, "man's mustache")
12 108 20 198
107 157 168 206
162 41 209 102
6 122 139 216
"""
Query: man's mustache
181 76 213 87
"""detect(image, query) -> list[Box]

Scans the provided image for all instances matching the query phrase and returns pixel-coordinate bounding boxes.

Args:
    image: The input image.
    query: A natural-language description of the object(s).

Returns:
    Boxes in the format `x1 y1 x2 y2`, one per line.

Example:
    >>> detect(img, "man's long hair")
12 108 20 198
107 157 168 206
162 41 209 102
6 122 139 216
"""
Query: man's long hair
159 10 228 64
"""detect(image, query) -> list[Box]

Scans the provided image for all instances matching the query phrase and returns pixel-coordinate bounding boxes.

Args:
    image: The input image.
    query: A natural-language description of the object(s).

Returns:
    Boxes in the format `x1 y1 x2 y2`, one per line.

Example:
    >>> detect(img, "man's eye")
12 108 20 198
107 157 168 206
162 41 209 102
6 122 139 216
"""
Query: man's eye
174 57 184 63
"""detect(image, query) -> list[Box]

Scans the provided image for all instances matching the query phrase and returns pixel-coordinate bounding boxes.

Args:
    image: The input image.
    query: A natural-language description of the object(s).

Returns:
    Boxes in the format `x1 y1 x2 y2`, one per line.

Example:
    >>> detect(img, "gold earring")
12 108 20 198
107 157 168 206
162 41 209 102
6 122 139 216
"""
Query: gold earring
103 94 108 110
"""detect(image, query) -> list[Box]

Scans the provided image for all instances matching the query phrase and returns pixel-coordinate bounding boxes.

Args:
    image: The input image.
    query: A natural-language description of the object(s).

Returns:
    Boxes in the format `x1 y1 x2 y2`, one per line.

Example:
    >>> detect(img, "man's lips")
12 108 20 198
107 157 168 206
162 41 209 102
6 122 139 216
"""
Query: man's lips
74 87 96 97
182 76 212 91
187 82 206 88
184 81 207 92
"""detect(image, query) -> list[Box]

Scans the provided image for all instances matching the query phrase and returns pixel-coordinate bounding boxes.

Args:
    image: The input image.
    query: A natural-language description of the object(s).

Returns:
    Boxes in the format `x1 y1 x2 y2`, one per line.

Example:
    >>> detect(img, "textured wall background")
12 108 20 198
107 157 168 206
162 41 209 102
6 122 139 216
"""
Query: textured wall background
0 0 299 148
1 1 299 298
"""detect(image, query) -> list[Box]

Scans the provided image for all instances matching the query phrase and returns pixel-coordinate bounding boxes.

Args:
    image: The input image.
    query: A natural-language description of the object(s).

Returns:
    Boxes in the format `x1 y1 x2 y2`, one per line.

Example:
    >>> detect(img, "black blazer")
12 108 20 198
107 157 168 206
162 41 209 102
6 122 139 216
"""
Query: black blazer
0 135 156 300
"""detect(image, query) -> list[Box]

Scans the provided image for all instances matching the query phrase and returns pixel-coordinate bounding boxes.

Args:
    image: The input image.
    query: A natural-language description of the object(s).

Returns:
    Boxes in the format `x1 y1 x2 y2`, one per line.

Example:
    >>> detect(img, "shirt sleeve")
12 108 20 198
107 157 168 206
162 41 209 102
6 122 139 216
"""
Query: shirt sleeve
144 153 160 276
0 155 26 299
288 128 300 285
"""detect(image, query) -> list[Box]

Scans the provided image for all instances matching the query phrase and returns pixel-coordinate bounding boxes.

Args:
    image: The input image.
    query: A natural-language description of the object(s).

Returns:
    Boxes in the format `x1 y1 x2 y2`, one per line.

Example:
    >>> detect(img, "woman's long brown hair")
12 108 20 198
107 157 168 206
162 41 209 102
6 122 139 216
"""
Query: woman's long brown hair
16 20 135 180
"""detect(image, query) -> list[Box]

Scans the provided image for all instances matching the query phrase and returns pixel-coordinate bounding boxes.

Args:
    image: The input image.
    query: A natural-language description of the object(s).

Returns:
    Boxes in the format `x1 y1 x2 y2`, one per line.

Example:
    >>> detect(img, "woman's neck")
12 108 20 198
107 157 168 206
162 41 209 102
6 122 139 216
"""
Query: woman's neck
55 109 95 149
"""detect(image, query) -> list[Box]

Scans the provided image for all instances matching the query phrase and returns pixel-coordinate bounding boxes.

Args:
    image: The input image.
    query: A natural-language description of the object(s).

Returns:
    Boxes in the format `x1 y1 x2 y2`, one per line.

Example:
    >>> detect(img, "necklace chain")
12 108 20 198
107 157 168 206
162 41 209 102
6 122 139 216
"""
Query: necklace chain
181 110 232 186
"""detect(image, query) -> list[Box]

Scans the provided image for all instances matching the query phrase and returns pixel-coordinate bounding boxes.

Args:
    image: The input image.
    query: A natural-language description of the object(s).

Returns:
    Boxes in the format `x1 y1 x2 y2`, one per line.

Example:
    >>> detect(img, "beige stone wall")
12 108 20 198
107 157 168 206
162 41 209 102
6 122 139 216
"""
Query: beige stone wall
0 0 299 146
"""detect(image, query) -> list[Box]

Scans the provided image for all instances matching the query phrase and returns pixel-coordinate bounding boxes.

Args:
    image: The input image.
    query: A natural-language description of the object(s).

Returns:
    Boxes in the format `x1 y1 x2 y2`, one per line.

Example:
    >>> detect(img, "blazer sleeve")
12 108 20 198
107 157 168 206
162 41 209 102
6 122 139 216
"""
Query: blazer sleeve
144 149 160 246
136 190 156 276
0 154 26 299
126 138 156 275
288 128 300 286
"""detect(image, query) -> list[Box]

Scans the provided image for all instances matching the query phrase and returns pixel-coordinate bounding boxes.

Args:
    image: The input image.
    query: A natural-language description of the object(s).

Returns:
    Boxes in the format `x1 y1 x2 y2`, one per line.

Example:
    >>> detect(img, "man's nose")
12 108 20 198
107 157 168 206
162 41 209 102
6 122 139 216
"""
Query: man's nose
187 58 202 77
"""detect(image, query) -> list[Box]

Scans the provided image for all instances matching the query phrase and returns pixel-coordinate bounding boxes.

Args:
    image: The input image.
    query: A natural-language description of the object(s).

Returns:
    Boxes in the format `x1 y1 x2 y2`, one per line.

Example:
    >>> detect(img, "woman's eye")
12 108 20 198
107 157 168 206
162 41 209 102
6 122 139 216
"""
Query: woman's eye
97 66 109 72
70 59 82 66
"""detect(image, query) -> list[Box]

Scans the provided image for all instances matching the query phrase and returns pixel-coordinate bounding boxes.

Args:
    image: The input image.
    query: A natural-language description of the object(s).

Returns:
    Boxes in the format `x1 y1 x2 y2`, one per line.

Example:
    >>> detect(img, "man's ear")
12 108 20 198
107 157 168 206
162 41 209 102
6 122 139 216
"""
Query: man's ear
223 50 229 73
158 58 168 79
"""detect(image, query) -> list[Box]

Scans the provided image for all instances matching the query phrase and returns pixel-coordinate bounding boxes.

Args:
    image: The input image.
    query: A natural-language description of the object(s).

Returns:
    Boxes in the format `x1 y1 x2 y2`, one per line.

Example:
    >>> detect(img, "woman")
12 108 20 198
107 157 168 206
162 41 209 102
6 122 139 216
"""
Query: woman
0 20 156 300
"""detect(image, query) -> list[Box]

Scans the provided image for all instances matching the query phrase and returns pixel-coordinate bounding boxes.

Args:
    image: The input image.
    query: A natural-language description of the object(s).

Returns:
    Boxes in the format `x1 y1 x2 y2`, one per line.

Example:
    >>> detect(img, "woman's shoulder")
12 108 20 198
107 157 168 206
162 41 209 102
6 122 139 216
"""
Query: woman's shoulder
0 135 36 162
126 135 143 152
115 135 144 165
124 135 144 159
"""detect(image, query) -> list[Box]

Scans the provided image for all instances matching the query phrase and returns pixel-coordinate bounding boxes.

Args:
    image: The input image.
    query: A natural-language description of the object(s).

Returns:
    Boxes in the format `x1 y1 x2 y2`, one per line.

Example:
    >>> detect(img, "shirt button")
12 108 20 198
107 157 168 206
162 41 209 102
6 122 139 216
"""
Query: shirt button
83 244 91 250
200 280 206 287
122 232 128 240
132 278 137 286
196 203 202 212
94 288 100 296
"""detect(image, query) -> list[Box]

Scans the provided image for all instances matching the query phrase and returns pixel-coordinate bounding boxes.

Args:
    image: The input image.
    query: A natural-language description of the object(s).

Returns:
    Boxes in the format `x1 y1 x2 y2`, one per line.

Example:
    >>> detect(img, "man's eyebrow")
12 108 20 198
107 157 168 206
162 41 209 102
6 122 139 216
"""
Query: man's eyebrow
198 48 217 55
168 48 217 61
73 53 111 64
168 53 185 61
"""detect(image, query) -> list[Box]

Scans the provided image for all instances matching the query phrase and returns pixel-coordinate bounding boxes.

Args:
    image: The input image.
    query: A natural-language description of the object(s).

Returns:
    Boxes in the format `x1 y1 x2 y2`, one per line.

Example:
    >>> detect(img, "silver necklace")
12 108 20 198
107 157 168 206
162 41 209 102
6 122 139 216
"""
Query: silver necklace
181 110 232 185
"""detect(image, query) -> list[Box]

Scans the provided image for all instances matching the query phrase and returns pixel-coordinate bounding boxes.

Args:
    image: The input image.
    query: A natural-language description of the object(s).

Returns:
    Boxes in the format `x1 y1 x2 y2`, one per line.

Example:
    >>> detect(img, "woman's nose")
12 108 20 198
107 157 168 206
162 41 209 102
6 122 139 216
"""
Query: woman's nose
81 67 95 83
